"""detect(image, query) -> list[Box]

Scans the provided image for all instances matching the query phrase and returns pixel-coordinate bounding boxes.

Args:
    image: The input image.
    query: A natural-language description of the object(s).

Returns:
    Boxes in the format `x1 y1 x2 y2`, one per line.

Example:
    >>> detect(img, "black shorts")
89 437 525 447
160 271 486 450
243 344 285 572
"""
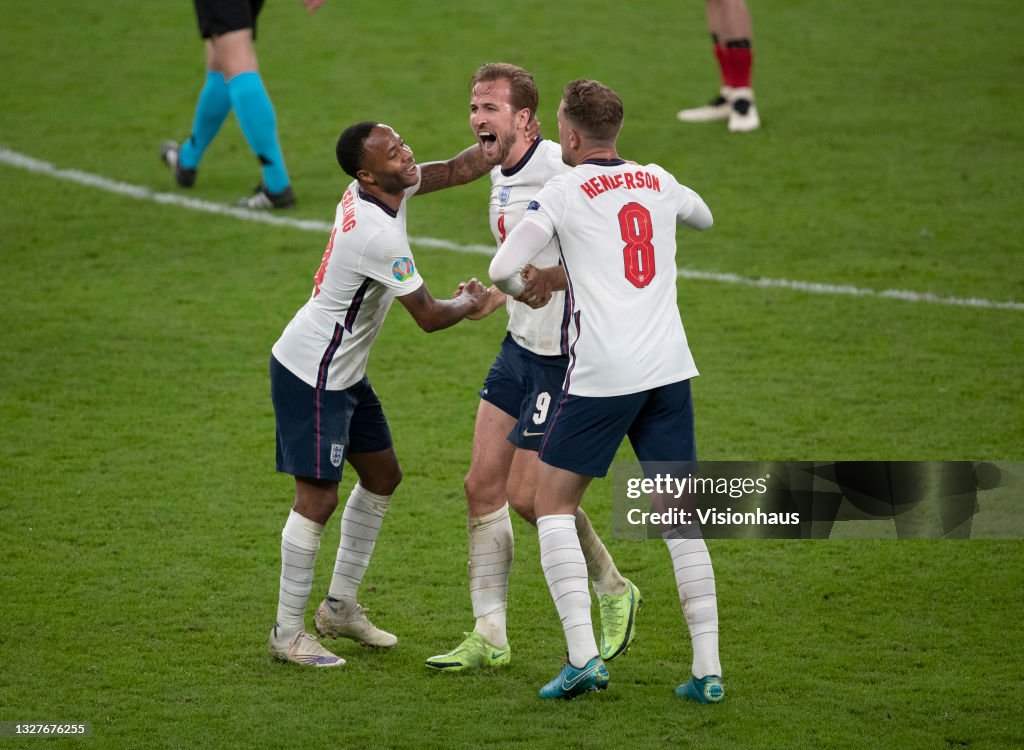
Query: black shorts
194 0 265 39
270 356 393 482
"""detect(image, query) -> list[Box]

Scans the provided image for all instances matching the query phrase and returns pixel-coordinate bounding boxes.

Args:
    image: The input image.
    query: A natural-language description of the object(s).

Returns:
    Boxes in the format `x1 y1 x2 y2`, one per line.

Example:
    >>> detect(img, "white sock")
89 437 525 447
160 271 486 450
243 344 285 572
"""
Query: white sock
469 504 514 648
538 514 598 667
664 534 722 678
276 510 324 636
576 508 627 597
327 483 391 608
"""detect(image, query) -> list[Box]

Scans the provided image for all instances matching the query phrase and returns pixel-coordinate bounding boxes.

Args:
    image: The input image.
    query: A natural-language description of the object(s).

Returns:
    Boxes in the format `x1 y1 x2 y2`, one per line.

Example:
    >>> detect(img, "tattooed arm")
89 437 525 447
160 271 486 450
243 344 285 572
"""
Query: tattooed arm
415 144 491 196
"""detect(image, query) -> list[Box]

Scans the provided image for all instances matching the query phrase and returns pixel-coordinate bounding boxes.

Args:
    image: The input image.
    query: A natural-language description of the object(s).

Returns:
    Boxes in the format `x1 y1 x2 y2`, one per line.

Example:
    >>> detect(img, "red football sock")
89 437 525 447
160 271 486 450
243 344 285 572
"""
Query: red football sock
723 42 753 89
713 43 729 88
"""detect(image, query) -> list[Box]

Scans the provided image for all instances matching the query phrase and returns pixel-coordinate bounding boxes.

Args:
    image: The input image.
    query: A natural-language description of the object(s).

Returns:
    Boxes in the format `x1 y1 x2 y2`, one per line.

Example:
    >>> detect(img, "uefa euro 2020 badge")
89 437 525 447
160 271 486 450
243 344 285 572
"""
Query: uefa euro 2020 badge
391 257 416 282
330 443 345 468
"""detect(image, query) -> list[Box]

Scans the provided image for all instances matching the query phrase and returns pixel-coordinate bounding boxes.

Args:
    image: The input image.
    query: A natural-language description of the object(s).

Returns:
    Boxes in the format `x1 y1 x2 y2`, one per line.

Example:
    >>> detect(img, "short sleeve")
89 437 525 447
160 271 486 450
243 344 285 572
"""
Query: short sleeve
358 230 424 296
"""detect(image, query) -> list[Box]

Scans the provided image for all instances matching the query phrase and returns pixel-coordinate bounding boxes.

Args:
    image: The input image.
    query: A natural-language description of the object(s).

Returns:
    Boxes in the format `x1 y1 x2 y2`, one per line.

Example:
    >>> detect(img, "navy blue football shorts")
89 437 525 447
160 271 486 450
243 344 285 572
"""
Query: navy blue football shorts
539 378 697 478
478 333 569 452
194 0 265 39
270 356 393 482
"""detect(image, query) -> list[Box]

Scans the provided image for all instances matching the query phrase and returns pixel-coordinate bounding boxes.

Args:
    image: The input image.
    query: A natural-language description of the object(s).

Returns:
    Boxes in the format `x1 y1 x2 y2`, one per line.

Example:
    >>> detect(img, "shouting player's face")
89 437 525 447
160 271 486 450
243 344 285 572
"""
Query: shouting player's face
360 125 418 193
470 78 528 167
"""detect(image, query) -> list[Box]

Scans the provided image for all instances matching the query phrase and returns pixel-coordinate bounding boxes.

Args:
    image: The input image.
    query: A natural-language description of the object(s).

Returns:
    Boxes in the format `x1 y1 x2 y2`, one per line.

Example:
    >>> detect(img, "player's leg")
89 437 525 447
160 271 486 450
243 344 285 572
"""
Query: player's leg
534 465 594 670
677 0 733 123
161 6 234 186
715 0 759 132
424 398 516 671
627 379 724 701
534 463 610 698
533 392 644 698
315 378 400 647
268 476 347 666
464 400 517 645
511 357 641 661
426 338 522 671
507 446 640 661
181 41 233 168
267 355 345 666
212 27 295 207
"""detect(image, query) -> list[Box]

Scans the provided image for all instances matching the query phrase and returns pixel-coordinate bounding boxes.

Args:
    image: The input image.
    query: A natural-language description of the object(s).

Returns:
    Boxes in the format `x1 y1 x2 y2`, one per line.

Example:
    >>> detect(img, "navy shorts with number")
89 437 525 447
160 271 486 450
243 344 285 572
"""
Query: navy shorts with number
270 356 393 482
539 378 697 478
478 333 569 452
194 0 265 39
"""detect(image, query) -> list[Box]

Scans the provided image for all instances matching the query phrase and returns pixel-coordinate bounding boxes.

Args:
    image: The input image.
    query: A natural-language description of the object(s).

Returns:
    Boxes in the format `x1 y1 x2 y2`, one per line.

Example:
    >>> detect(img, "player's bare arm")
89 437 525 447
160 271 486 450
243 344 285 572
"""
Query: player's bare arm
519 263 566 305
397 279 489 332
416 145 491 195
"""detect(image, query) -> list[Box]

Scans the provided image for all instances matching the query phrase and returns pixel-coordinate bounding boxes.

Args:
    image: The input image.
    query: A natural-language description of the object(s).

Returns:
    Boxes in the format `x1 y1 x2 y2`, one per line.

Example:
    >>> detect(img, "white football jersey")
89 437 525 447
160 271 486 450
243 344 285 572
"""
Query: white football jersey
489 138 570 356
272 175 423 391
520 159 703 397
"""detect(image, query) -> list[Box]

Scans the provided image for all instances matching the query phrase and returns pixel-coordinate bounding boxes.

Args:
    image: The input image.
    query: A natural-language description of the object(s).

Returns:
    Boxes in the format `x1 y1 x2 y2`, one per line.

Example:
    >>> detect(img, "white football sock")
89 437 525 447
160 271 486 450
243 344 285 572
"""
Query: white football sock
276 510 324 636
664 533 722 678
469 503 514 648
327 483 391 608
576 508 628 597
538 514 598 667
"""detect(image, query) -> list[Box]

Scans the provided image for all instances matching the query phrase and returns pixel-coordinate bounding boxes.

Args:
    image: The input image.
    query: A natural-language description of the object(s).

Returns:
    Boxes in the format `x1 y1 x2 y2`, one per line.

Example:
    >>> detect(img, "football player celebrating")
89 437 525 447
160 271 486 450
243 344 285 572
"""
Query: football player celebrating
267 122 490 666
490 80 724 701
425 64 642 673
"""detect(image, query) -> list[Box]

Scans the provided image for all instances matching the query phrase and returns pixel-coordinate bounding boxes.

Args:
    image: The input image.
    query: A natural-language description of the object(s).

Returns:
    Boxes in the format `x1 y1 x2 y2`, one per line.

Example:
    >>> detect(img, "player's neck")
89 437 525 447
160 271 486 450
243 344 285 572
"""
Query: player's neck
358 182 403 212
575 145 619 164
501 135 538 171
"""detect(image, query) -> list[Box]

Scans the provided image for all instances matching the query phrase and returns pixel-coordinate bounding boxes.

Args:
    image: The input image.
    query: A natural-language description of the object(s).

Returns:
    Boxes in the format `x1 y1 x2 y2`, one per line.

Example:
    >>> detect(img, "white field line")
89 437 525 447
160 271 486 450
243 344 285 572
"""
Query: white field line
3 145 1022 312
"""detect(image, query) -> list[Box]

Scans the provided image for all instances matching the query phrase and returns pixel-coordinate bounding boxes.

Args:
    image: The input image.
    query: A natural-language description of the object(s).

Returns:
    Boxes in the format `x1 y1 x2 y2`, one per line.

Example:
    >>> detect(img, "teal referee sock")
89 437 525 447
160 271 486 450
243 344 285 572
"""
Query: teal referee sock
227 71 290 194
179 70 231 170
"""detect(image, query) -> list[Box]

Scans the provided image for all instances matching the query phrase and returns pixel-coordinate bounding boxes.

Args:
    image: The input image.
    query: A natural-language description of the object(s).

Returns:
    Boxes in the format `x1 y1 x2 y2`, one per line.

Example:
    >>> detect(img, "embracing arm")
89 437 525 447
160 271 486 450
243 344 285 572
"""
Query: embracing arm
397 279 488 332
416 144 491 196
488 220 555 297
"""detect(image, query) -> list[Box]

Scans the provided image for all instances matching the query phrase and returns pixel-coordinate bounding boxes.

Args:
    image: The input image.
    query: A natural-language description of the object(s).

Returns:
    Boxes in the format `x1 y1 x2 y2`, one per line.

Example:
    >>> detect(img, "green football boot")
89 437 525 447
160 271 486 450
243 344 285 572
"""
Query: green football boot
598 579 642 660
425 631 511 672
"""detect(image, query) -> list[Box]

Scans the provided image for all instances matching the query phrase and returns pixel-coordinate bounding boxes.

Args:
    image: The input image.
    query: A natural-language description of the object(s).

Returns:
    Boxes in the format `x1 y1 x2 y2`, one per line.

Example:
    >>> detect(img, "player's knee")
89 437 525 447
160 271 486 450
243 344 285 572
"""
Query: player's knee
464 469 501 513
507 489 537 525
375 466 402 496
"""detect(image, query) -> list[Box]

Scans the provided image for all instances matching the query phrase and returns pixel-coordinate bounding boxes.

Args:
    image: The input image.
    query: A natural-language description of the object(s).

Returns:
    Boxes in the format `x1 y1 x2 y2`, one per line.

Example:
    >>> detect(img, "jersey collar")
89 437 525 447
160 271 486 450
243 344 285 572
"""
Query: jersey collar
357 187 399 218
500 136 544 177
581 157 627 167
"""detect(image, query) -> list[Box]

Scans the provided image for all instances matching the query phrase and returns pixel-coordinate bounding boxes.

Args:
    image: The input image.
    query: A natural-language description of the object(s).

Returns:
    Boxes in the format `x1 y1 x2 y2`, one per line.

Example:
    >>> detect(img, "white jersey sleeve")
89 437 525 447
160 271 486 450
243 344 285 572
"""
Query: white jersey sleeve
520 160 706 397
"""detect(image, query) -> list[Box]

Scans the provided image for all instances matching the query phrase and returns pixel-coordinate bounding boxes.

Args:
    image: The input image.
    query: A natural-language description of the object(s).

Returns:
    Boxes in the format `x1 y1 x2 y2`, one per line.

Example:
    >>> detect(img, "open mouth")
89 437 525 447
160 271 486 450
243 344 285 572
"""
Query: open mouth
477 130 498 146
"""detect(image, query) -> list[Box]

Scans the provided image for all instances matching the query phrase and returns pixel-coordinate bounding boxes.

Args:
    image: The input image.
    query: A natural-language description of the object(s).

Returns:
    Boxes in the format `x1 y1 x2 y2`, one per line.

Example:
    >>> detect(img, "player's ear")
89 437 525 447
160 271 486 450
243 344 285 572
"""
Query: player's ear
516 108 531 129
357 168 375 185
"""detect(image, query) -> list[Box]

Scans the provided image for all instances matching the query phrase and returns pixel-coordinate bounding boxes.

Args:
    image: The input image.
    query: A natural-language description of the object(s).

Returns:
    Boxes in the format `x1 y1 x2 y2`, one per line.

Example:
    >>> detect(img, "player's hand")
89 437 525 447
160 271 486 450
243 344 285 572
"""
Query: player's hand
515 264 552 308
525 116 541 142
458 278 490 317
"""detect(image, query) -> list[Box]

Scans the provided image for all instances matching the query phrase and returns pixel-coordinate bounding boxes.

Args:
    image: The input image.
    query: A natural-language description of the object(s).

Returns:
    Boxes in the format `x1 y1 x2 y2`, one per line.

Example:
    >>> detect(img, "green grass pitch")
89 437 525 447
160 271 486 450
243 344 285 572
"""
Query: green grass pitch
1 1 1022 748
